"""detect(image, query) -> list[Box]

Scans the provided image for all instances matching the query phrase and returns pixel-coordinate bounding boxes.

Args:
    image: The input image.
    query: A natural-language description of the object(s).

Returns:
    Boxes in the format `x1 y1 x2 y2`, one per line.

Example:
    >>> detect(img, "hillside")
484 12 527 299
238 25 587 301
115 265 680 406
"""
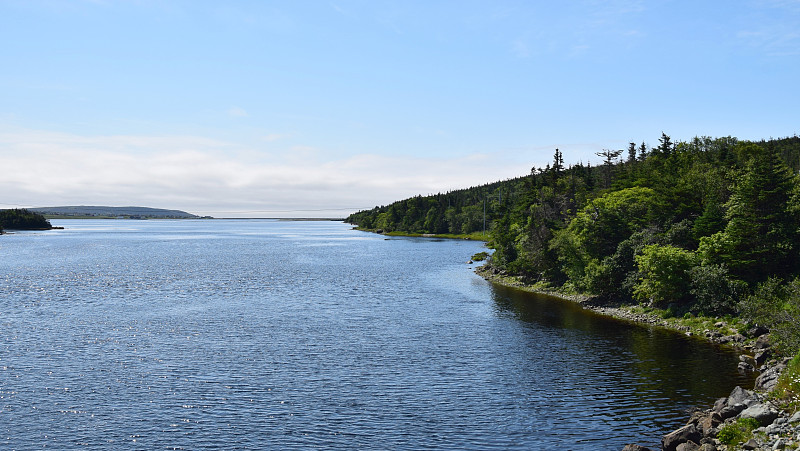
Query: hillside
31 206 200 219
348 134 800 356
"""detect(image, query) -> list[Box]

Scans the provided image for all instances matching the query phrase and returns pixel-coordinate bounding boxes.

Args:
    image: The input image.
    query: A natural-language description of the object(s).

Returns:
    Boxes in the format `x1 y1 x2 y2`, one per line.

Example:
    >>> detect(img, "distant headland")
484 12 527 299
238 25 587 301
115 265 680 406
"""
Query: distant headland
29 206 206 219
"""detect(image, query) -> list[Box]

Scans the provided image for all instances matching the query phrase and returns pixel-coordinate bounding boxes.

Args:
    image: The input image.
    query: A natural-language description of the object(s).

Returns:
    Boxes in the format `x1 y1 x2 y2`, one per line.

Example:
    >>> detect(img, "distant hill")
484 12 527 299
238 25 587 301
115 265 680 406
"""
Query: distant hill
30 206 201 219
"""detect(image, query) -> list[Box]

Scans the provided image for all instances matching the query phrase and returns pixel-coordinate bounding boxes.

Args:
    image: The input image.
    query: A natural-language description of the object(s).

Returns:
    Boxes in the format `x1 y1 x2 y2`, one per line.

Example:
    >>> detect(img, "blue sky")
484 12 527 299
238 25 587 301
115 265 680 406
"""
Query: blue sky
1 0 798 217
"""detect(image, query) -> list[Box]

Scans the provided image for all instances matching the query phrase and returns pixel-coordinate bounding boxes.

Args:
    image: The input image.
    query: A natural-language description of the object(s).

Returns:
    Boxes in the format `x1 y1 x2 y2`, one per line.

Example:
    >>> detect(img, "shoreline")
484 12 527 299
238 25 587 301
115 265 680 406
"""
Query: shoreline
475 264 795 450
475 264 754 351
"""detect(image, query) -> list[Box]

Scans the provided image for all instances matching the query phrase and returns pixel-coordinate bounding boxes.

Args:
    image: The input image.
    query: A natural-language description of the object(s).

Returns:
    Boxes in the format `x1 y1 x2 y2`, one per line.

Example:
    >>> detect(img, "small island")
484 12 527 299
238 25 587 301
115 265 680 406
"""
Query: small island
0 208 55 233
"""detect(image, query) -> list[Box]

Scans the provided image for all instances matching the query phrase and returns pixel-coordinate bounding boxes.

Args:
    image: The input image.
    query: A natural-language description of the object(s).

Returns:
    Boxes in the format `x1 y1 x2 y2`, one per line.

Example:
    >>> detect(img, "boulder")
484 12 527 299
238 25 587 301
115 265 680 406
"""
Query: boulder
727 386 755 406
713 397 728 413
740 403 780 426
698 412 722 436
747 325 769 338
742 438 760 450
676 442 700 451
662 424 702 451
754 349 772 366
755 363 787 391
621 445 653 451
788 411 800 423
754 334 772 350
719 403 746 420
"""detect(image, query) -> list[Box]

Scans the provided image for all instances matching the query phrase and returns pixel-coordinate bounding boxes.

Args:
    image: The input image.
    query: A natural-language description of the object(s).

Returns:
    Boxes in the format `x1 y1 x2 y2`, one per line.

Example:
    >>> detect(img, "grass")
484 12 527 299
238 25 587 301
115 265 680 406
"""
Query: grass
371 230 489 241
770 352 800 412
717 417 761 446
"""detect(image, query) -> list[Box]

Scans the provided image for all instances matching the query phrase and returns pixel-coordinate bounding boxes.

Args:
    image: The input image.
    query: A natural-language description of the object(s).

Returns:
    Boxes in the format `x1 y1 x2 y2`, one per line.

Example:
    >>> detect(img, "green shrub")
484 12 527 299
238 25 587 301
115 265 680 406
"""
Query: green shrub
741 277 800 355
633 244 697 307
771 352 800 410
717 417 760 445
689 264 749 315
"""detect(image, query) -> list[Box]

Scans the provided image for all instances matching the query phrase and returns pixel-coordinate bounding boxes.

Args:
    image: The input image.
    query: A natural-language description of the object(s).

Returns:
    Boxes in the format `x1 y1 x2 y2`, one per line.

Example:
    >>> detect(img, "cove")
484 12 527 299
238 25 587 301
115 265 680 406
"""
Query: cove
0 219 752 449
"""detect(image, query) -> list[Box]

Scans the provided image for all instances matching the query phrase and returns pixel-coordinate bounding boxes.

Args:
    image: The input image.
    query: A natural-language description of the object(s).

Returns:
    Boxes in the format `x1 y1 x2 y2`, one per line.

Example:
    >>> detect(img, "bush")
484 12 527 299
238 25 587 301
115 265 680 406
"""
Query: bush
689 264 748 315
633 244 697 307
771 352 800 410
740 277 800 355
717 417 760 446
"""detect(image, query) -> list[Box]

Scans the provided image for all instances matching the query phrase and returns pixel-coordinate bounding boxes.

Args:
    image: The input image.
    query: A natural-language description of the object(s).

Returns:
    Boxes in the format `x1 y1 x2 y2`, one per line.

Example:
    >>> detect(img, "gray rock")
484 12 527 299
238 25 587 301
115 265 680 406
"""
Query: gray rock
789 411 800 423
740 403 780 426
621 444 653 451
742 438 760 450
754 334 772 349
773 438 788 449
676 442 700 451
699 442 717 451
755 349 772 366
719 403 747 420
663 425 702 451
740 354 757 366
713 397 728 413
728 386 755 406
755 364 787 391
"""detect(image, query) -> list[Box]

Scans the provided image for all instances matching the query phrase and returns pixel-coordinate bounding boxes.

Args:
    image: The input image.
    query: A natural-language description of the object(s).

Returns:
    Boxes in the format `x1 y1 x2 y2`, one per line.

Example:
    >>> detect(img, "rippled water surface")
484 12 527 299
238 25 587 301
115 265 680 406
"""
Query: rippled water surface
1 220 752 449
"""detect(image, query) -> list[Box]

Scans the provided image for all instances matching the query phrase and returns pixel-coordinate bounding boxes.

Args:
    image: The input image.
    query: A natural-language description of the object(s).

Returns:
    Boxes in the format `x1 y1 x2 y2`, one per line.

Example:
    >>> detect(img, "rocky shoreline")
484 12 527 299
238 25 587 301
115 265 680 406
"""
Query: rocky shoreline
475 265 796 451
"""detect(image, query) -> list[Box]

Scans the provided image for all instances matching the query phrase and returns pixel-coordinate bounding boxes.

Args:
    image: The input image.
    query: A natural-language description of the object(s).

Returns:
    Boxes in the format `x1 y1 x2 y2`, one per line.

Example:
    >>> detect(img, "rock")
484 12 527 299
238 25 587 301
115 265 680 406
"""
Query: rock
742 438 760 450
788 411 800 423
713 397 728 413
699 444 717 451
719 403 747 420
740 354 757 366
755 363 787 391
621 445 653 451
754 334 772 350
747 325 770 338
676 442 700 451
739 361 755 373
728 386 755 406
740 403 780 426
714 321 724 328
663 424 702 451
773 437 788 449
698 412 722 436
755 349 772 366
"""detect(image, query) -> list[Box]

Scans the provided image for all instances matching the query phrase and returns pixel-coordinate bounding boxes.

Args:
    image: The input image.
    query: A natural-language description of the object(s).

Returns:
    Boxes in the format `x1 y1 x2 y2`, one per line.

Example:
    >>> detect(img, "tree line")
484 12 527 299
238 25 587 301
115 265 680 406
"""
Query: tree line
347 134 800 353
0 209 53 232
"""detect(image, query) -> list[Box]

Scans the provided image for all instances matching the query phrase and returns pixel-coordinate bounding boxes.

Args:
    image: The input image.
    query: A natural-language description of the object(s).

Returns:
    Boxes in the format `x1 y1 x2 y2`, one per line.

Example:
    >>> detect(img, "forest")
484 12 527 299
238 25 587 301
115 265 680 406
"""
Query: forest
347 135 800 354
0 208 53 232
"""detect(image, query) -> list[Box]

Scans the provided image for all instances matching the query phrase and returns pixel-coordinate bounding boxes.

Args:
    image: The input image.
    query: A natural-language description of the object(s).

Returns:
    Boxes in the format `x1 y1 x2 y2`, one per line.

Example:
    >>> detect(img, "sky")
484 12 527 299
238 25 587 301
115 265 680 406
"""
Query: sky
1 0 798 218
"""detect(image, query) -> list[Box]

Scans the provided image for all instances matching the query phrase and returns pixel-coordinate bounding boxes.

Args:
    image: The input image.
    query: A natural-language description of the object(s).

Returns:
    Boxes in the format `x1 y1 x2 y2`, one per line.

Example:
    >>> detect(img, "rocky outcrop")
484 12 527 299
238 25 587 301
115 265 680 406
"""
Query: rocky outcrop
623 343 795 451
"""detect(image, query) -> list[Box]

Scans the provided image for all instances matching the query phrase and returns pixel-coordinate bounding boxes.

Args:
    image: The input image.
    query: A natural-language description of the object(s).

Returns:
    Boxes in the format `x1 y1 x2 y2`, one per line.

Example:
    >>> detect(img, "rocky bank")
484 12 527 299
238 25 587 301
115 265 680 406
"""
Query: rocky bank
475 265 797 451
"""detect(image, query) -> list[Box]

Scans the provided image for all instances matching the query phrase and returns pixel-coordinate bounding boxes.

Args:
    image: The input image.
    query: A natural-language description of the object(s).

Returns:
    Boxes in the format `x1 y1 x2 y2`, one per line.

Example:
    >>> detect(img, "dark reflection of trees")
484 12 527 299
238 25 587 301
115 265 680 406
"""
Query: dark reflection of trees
490 283 755 409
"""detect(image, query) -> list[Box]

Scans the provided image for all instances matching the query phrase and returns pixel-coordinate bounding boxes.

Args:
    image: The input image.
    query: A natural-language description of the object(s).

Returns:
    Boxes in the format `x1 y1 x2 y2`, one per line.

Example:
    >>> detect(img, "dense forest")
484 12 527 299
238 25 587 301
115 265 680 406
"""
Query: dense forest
347 135 800 354
0 208 53 232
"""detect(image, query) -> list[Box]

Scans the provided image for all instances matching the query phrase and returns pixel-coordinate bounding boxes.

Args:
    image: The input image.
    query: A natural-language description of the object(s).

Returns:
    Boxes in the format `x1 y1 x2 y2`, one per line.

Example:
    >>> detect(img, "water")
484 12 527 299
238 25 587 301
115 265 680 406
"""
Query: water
0 219 752 449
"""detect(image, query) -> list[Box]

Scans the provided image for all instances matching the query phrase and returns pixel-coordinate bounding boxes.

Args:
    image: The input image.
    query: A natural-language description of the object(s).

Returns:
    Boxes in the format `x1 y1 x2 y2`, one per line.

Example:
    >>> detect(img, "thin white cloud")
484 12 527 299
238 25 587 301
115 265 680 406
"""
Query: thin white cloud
227 106 249 117
0 128 529 217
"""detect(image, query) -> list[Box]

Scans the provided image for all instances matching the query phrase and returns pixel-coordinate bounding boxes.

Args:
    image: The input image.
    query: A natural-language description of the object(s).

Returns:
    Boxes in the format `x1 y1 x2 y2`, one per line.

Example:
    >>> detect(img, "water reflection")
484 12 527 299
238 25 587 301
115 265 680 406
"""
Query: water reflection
490 283 755 443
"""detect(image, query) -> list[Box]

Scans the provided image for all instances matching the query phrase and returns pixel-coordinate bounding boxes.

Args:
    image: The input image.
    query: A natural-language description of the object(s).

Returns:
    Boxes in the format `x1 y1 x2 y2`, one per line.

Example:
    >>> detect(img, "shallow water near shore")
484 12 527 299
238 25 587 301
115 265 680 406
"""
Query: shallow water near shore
0 219 753 449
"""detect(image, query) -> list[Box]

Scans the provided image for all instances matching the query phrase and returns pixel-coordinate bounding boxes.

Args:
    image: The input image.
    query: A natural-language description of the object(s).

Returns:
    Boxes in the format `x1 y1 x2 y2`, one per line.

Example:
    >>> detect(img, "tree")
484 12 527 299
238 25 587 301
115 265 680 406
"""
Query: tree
633 244 698 307
596 148 624 188
700 144 800 283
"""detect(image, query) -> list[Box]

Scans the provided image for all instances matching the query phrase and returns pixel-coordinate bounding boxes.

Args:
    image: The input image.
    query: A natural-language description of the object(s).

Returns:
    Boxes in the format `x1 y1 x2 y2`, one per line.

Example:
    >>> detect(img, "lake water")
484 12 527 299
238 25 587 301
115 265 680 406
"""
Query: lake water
0 219 752 449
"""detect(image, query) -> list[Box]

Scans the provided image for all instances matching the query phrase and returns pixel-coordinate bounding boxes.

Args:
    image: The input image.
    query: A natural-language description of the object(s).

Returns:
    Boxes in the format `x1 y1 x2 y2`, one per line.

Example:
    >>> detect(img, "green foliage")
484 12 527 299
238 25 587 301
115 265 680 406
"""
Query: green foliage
347 135 800 317
771 352 800 411
689 264 748 316
741 278 800 355
471 252 489 261
0 209 52 230
717 418 760 446
633 245 697 307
